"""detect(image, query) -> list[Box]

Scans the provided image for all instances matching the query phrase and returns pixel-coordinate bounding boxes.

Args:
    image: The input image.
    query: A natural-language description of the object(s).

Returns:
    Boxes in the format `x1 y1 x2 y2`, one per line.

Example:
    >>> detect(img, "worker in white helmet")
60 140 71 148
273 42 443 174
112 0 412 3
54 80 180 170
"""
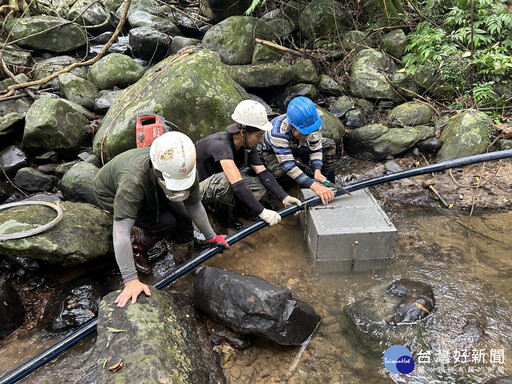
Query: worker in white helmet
196 100 302 229
94 132 229 307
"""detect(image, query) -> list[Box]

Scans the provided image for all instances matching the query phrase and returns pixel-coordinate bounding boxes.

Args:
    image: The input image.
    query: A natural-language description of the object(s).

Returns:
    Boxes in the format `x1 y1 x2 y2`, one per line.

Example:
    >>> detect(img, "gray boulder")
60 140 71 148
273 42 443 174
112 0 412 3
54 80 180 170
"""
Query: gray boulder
0 201 113 266
129 27 170 61
87 53 145 90
200 0 252 23
345 123 435 160
128 10 181 36
0 46 32 68
436 109 493 162
59 73 100 110
350 49 401 102
33 55 88 90
202 16 274 65
411 65 458 99
391 70 422 100
329 95 355 118
0 113 24 150
387 101 435 127
228 61 295 88
341 30 372 53
14 167 59 193
0 282 25 338
170 36 200 54
94 90 123 114
262 9 295 40
23 97 90 157
381 28 408 58
5 16 87 53
60 162 99 205
96 288 225 384
299 0 352 42
318 74 345 96
67 0 112 31
194 267 321 346
92 48 247 162
317 106 345 145
0 146 27 177
274 83 318 111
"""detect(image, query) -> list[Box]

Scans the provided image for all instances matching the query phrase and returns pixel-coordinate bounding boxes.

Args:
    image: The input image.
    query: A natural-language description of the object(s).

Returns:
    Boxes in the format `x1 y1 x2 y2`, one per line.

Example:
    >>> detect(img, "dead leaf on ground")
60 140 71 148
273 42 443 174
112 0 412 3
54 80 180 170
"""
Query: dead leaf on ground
108 360 124 372
157 378 168 384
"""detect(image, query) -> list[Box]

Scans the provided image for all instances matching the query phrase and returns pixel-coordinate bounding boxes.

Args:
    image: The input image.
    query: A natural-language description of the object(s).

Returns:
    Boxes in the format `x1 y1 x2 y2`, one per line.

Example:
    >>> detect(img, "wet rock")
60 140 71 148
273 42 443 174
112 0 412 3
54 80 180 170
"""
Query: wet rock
385 278 435 325
330 96 355 118
0 46 32 68
170 36 201 55
417 137 441 154
0 146 27 178
0 201 113 266
33 56 88 90
96 288 225 384
274 83 318 111
94 89 123 114
67 0 113 33
23 97 90 158
194 267 321 346
14 167 59 193
5 16 87 53
32 151 59 165
202 16 274 65
345 108 366 128
87 53 145 90
60 161 99 205
228 61 295 88
92 48 247 160
128 10 181 36
209 322 254 350
0 282 25 338
58 73 100 110
129 27 171 61
200 0 252 23
484 377 512 384
436 109 493 162
43 279 108 333
317 106 345 145
0 113 24 150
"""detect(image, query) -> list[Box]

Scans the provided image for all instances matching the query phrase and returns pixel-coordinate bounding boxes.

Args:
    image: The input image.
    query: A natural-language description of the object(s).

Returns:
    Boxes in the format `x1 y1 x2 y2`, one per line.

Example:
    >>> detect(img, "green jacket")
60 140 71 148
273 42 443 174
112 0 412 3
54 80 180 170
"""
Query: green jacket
93 147 200 221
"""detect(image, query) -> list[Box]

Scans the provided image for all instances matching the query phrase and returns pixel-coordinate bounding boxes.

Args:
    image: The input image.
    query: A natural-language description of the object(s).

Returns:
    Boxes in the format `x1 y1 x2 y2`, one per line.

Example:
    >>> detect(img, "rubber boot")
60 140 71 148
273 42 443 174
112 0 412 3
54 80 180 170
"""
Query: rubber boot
131 228 153 274
171 240 194 266
214 199 244 230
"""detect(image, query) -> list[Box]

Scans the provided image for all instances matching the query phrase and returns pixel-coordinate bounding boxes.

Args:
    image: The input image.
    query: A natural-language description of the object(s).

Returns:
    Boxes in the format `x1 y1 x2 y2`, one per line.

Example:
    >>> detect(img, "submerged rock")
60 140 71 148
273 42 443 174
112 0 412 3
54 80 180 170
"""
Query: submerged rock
193 266 321 346
96 288 225 384
0 282 25 338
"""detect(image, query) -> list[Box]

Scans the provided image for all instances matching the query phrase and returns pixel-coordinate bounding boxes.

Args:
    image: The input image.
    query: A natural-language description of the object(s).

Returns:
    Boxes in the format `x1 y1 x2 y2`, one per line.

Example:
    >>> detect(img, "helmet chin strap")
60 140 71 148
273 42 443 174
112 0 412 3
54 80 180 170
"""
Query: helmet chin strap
242 128 249 167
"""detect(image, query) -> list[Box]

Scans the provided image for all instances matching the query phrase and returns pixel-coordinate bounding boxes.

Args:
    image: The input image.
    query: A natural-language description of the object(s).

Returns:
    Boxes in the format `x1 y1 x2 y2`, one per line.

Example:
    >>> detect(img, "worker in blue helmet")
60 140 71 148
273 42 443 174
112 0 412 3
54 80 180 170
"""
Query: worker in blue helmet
258 96 336 204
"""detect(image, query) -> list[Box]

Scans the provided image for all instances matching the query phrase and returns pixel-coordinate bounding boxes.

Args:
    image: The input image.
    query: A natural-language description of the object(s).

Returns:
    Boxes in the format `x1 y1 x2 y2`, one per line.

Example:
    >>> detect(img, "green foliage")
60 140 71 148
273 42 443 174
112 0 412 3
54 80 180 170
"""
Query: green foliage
245 0 266 15
403 0 512 110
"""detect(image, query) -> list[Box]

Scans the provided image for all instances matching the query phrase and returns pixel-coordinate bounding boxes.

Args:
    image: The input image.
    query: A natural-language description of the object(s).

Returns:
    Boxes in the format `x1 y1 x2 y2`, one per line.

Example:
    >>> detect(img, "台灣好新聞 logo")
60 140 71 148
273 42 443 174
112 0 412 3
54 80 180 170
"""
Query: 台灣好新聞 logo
383 345 415 374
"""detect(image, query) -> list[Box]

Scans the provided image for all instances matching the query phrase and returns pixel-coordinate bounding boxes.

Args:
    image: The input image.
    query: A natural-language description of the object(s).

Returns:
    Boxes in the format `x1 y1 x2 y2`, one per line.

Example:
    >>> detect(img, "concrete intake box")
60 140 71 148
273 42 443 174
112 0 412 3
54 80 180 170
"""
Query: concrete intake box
300 188 396 273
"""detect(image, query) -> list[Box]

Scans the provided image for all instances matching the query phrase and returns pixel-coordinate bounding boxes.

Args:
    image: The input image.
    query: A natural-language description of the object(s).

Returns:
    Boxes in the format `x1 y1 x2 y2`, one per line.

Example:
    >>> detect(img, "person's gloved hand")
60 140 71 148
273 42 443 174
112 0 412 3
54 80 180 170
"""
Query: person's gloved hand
207 234 230 249
258 208 281 226
282 195 302 207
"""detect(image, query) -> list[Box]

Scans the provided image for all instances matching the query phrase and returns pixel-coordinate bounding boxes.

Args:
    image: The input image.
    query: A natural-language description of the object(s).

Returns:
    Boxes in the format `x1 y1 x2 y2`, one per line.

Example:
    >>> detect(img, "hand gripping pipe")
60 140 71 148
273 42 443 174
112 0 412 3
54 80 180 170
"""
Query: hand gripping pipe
2 148 512 384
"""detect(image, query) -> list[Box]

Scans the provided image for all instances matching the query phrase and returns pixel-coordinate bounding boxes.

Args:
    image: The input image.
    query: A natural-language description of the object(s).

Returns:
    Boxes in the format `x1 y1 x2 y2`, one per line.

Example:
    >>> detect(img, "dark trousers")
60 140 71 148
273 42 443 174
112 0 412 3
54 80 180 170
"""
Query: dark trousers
135 201 194 246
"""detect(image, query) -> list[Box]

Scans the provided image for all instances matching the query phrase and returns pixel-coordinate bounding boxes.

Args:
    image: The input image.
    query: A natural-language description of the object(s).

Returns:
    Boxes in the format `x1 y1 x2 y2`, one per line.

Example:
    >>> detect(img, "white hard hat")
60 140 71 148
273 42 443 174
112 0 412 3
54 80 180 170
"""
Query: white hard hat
231 100 272 131
150 132 196 191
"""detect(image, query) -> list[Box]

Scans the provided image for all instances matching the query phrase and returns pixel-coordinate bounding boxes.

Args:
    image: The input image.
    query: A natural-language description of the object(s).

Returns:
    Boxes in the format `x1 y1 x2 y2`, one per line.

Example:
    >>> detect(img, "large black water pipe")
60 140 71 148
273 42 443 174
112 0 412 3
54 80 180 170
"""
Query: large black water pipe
2 148 512 384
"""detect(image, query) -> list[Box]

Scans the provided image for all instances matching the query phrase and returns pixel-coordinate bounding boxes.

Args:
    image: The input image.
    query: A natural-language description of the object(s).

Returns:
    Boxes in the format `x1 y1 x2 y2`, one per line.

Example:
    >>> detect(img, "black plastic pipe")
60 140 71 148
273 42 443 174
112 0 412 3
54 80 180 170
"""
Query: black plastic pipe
2 148 512 384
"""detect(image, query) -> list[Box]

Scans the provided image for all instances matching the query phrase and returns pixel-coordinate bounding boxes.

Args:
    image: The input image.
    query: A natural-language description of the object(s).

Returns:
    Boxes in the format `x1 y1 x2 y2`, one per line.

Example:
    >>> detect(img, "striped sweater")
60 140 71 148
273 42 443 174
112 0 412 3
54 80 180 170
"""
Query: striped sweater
260 115 323 188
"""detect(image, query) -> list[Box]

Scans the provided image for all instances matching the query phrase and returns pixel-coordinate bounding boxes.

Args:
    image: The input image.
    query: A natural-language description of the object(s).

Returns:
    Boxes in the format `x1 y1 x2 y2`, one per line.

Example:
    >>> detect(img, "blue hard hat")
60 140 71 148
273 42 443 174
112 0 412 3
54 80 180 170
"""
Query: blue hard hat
286 97 322 135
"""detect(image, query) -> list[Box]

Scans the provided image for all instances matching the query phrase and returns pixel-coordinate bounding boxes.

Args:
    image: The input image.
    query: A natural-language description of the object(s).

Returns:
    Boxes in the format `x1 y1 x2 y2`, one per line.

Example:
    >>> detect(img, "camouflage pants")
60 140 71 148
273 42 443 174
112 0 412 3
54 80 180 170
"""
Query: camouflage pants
259 138 337 188
199 169 267 210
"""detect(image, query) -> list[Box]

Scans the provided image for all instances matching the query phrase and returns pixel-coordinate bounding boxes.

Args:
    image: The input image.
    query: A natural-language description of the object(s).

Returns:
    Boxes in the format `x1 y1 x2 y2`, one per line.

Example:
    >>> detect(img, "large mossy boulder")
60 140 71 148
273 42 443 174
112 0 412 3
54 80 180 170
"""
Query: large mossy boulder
96 288 225 384
350 49 401 102
387 101 435 127
299 0 352 42
345 124 435 160
59 73 100 110
436 109 493 162
317 106 345 145
202 16 274 65
92 48 247 162
23 97 90 157
0 201 113 266
87 53 145 90
5 16 87 53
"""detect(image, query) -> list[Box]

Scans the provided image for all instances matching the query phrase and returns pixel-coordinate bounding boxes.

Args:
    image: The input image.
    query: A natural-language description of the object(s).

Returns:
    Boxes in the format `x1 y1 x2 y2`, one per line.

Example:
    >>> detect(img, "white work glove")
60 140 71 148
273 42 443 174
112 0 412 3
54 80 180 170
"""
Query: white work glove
258 208 281 226
282 195 302 207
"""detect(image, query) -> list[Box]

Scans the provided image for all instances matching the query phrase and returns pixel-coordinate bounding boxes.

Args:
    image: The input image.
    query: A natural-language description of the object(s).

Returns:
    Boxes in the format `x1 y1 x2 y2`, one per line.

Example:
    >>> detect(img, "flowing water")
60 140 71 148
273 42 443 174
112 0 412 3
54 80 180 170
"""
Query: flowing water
1 198 512 383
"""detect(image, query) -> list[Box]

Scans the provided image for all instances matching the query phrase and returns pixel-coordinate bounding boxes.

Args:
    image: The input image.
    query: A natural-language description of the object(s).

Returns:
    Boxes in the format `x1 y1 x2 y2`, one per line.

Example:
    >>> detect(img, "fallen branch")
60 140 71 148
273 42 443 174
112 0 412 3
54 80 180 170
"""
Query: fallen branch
0 0 131 99
1 56 37 99
254 37 303 57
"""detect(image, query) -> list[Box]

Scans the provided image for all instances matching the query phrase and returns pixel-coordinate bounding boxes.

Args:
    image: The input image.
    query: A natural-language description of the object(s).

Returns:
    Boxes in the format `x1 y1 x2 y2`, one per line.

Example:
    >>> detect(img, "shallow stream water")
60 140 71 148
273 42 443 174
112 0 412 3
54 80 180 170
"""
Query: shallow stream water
1 196 512 384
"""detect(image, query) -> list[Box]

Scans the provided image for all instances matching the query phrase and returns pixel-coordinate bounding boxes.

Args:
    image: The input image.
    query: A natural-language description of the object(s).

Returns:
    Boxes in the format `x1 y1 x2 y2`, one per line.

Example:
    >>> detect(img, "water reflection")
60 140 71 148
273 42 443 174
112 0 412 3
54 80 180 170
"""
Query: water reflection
2 201 512 383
